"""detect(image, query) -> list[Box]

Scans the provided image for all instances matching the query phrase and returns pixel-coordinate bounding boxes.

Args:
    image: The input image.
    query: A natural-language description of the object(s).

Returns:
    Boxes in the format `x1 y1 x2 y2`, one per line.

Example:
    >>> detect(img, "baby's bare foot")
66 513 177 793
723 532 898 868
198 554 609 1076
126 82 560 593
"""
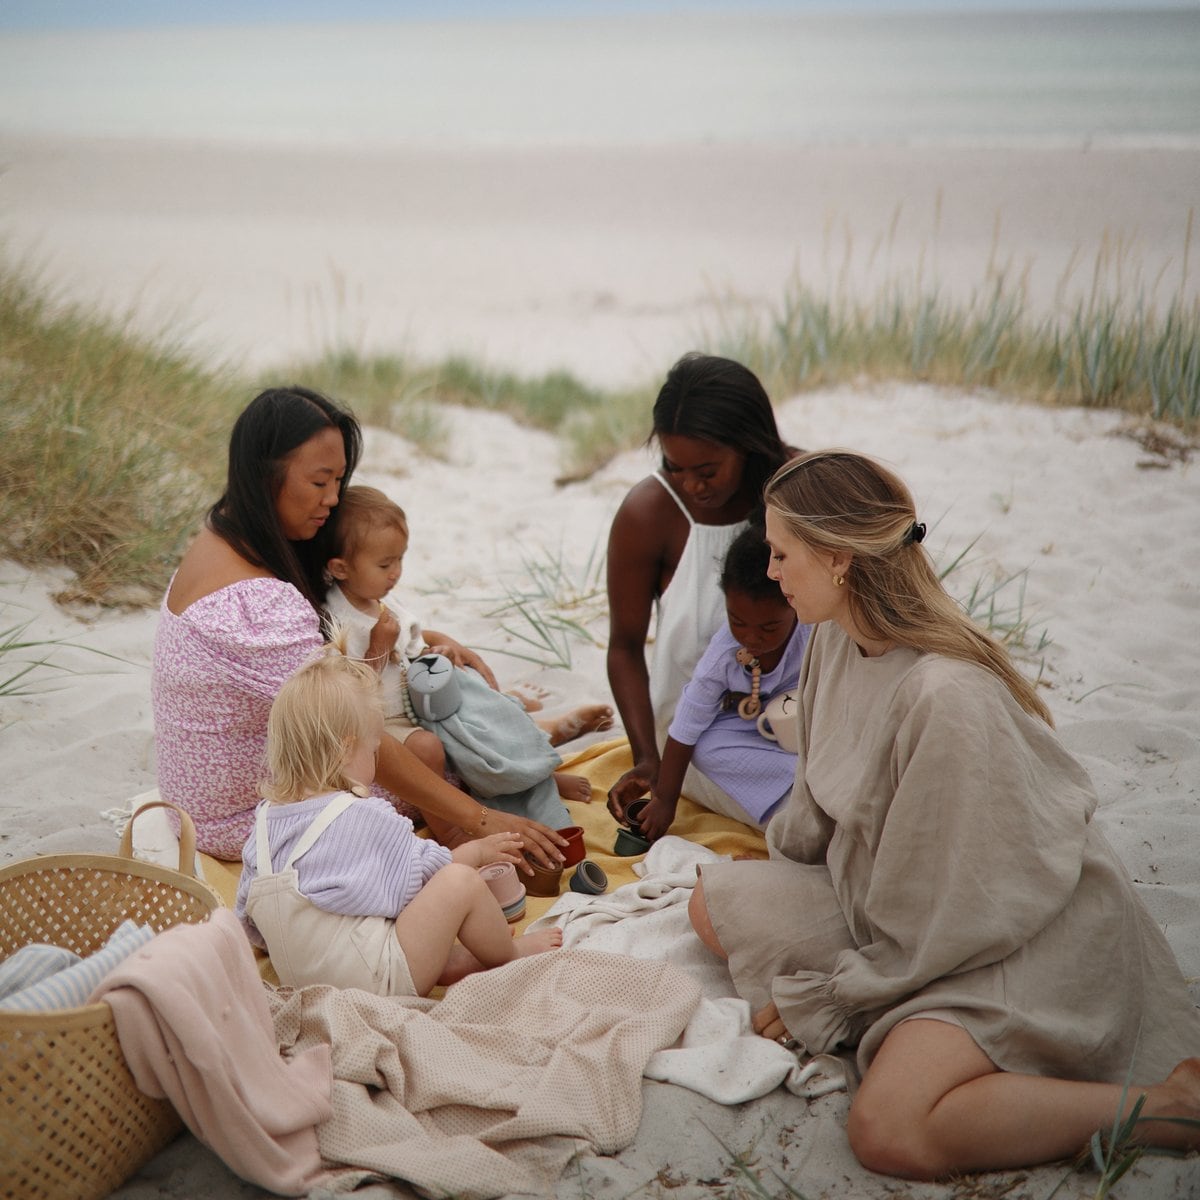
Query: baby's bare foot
507 682 552 713
514 926 563 957
542 704 615 747
555 771 593 803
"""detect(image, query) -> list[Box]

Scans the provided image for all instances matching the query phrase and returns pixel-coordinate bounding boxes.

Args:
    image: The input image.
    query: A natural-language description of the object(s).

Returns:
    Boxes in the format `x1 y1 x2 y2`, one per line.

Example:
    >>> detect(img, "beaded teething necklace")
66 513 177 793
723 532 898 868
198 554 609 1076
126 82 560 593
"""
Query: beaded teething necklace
398 661 419 724
735 647 762 718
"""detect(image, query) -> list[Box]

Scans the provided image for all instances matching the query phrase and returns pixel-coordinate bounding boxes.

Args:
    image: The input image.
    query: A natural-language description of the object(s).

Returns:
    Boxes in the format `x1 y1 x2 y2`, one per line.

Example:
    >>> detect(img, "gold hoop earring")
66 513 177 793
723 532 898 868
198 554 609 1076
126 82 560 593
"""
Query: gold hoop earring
833 573 845 587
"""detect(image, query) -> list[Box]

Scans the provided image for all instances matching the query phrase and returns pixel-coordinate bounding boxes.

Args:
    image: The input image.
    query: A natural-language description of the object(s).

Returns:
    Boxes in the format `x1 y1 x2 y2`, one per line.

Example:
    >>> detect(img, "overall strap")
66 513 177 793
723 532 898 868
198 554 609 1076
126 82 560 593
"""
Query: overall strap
254 802 275 875
283 791 361 871
652 471 694 525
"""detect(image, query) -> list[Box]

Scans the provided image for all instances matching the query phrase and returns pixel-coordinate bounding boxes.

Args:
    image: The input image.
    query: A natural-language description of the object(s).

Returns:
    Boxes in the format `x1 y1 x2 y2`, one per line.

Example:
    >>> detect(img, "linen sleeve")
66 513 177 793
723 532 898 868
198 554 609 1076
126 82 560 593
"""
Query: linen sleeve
772 666 1098 1053
667 627 736 746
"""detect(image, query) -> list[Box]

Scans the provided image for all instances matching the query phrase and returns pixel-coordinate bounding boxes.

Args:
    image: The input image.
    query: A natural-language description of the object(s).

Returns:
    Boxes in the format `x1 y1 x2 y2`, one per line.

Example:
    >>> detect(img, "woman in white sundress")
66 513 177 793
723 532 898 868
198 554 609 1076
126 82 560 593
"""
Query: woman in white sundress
604 352 796 826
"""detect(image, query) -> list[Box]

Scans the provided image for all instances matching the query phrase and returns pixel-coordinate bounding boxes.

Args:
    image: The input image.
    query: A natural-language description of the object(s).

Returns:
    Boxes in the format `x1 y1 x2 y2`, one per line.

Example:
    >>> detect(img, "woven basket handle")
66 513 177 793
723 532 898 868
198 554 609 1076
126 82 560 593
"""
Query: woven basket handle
119 800 200 878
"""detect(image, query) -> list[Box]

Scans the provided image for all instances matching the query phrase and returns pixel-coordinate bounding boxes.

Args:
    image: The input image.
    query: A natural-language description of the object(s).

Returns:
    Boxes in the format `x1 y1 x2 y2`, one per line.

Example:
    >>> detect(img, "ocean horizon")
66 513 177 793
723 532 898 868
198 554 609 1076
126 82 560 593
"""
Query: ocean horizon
1 8 1198 150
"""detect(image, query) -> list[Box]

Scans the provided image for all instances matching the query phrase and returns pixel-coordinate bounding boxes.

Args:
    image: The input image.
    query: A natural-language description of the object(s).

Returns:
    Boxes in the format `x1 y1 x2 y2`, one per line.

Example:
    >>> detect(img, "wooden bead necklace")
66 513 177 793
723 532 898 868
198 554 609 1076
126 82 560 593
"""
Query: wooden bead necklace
397 662 419 724
735 647 762 718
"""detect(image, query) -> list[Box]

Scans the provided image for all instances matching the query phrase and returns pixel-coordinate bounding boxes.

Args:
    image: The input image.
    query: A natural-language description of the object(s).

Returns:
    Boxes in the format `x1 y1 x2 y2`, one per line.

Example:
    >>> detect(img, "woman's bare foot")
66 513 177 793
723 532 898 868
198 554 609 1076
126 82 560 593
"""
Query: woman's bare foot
514 926 563 957
555 771 593 802
507 682 552 713
539 704 615 747
1138 1058 1200 1150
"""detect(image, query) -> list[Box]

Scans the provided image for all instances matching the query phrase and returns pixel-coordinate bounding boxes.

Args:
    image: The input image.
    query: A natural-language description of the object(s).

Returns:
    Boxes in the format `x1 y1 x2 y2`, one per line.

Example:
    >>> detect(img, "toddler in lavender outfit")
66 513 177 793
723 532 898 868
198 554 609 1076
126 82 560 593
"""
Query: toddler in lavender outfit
235 649 561 996
635 526 810 842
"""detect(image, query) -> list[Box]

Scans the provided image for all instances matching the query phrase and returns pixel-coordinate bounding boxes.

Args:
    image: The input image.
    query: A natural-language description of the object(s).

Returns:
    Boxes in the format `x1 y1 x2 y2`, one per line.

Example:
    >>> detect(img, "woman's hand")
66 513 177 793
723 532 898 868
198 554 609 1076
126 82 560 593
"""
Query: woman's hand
365 605 400 667
478 809 567 873
753 1001 799 1050
606 761 656 824
451 831 524 869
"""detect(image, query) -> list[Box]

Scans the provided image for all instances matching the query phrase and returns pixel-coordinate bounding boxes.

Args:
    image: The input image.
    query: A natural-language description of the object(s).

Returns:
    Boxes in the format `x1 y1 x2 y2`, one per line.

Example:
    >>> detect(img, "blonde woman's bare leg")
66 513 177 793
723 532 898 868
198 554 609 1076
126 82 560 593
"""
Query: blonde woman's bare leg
688 872 728 959
848 1018 1200 1179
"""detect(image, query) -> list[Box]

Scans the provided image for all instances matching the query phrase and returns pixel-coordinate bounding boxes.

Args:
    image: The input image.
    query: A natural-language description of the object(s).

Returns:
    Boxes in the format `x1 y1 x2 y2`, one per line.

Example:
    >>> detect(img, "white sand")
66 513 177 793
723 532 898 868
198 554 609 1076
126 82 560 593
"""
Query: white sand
2 134 1199 1198
2 136 1198 384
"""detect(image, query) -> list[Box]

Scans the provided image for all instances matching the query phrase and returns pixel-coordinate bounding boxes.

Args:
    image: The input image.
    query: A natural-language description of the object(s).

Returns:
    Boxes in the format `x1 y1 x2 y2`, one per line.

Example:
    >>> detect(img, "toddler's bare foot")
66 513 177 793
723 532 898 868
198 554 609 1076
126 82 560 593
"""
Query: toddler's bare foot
1138 1058 1200 1150
540 704 615 747
514 926 563 957
507 682 552 713
555 771 593 802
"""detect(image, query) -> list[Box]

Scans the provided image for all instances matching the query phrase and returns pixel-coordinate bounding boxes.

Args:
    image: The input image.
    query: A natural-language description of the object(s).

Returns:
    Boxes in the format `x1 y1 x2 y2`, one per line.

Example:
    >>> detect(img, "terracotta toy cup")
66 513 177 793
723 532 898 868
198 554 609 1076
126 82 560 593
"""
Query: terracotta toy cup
559 825 586 868
523 855 564 897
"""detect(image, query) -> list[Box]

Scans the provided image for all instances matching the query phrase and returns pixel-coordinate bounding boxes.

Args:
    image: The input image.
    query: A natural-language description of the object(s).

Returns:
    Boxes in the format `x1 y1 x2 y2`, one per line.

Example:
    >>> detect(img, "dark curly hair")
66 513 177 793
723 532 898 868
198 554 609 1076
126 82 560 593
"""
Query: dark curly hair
719 525 784 603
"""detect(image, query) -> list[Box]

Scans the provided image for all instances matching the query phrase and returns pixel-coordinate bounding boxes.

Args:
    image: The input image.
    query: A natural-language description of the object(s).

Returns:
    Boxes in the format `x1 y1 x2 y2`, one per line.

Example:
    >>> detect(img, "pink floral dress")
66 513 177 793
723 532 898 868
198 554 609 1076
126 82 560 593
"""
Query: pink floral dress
152 578 322 859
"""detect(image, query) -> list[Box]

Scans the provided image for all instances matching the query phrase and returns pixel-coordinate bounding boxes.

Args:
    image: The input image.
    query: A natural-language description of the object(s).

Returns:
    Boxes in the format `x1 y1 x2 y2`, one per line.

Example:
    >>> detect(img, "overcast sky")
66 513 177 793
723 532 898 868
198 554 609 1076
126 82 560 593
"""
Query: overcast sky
2 1 1196 32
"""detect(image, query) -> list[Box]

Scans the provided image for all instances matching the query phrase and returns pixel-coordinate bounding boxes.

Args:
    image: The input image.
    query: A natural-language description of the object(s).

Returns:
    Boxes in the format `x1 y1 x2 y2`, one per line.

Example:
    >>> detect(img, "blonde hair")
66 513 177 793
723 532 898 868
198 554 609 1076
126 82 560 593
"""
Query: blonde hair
263 648 384 803
330 485 409 560
764 450 1053 726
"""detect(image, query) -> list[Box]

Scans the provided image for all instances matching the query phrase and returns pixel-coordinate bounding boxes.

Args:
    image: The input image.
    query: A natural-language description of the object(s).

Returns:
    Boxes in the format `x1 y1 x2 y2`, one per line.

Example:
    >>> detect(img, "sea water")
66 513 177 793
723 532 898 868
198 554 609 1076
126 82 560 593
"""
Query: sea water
0 8 1197 149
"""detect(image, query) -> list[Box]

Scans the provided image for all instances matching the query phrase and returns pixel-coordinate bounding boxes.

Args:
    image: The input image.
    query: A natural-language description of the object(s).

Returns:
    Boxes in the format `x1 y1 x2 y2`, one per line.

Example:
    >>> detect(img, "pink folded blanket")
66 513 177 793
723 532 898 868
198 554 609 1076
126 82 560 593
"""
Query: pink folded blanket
91 908 331 1196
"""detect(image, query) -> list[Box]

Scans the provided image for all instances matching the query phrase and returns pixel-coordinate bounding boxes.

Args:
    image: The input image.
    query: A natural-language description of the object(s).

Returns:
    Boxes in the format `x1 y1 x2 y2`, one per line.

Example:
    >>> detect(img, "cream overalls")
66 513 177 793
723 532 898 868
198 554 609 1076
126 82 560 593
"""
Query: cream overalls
245 791 418 996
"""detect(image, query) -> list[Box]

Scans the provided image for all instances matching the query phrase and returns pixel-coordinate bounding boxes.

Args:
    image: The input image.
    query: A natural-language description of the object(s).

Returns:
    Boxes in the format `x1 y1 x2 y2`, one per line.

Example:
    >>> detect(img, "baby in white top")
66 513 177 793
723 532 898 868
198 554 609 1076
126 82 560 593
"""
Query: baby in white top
323 486 614 828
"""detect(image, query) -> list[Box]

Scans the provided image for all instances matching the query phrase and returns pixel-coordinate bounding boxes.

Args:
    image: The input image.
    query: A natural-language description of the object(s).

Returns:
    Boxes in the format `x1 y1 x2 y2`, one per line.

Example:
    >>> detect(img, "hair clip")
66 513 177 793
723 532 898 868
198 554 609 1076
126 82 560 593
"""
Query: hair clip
906 521 927 545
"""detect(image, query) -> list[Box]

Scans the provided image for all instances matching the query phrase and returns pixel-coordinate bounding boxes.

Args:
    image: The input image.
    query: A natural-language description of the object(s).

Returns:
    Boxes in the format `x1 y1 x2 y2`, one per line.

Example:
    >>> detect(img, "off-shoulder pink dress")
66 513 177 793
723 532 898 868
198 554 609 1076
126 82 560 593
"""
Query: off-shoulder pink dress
152 577 322 859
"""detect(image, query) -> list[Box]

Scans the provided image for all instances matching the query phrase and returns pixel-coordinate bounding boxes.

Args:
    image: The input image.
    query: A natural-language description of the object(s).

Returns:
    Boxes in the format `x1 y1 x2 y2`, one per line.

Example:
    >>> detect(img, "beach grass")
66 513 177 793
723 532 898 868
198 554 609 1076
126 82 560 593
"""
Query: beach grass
0 256 241 602
704 267 1200 435
0 608 125 718
4 242 1196 605
473 541 608 670
284 347 650 467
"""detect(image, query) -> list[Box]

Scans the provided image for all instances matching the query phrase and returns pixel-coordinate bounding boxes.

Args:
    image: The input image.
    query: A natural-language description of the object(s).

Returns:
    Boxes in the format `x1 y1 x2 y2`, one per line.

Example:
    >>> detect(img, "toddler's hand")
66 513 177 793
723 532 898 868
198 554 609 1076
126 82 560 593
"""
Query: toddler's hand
424 640 500 691
637 793 678 843
450 832 524 868
606 765 654 824
366 605 400 666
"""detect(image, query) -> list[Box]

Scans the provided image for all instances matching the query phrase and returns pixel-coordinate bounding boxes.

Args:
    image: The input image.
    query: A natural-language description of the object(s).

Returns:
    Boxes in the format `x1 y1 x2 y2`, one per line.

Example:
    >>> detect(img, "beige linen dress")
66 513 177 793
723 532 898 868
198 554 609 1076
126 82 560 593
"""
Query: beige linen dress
702 622 1200 1082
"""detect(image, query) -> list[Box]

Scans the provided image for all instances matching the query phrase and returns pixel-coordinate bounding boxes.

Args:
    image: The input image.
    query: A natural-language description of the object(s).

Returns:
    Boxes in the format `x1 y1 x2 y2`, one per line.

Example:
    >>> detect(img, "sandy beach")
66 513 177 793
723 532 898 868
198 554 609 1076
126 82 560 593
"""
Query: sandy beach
2 135 1198 385
2 124 1200 1198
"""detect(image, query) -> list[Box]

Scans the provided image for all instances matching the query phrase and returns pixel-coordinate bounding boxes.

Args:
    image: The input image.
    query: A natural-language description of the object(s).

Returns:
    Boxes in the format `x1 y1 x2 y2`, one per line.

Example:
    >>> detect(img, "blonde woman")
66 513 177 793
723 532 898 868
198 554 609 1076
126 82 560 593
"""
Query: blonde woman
689 449 1200 1179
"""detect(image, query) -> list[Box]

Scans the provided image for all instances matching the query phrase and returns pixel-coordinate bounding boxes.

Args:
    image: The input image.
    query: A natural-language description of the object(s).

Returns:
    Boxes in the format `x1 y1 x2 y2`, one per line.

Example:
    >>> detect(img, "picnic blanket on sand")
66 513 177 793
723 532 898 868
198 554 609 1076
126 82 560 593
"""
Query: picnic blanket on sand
94 907 700 1199
528 834 850 1103
269 948 700 1199
122 738 848 1107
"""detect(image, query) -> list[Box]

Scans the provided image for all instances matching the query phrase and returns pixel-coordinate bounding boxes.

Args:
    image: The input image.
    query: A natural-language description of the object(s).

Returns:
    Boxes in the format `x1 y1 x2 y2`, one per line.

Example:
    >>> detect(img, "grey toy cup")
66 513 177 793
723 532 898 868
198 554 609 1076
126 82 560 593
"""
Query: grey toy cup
613 825 651 857
570 860 608 895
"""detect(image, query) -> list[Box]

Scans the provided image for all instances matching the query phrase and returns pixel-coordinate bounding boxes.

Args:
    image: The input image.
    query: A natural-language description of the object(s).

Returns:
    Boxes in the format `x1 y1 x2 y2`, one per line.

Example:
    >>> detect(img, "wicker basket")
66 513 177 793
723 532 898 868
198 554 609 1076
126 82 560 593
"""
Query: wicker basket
0 801 222 1200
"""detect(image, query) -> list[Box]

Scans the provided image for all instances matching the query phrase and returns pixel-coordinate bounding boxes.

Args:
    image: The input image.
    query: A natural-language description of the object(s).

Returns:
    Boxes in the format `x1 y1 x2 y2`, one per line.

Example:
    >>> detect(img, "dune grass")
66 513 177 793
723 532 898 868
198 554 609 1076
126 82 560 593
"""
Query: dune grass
0 257 243 603
0 608 126 732
0 257 645 601
703 250 1200 425
3 235 1196 605
287 347 651 471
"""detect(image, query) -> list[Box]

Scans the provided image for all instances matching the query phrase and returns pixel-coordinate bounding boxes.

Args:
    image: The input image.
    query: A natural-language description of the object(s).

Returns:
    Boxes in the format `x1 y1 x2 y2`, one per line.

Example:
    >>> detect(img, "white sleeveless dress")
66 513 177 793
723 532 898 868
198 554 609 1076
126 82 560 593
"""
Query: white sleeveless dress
645 473 758 824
